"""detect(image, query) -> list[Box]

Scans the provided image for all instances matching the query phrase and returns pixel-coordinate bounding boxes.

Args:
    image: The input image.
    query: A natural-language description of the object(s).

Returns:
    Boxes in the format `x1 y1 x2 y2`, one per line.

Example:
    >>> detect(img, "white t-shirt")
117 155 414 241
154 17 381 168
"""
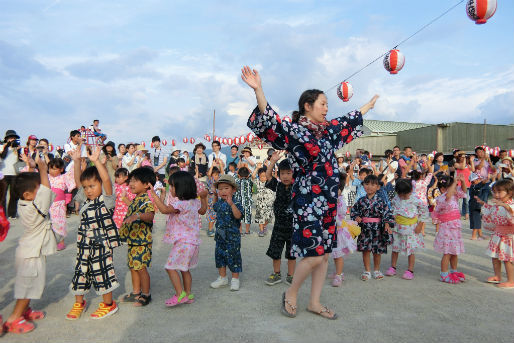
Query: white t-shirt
122 153 140 172
208 151 227 168
240 156 257 172
64 141 87 157
378 159 398 184
0 146 19 176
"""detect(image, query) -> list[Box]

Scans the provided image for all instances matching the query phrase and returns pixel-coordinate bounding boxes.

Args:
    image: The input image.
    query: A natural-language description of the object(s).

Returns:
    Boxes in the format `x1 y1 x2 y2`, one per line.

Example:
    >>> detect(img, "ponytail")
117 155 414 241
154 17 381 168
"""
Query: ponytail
291 89 325 123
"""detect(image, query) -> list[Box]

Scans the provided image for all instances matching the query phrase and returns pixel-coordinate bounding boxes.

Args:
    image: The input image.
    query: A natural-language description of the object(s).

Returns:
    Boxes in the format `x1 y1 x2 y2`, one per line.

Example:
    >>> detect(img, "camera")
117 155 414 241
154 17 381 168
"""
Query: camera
5 139 20 148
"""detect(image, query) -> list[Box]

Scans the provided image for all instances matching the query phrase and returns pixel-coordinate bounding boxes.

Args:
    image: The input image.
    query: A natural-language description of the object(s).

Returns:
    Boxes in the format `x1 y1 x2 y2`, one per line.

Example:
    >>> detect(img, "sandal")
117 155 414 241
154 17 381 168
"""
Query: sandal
120 292 141 303
486 276 501 284
451 272 466 282
306 306 338 320
361 271 371 281
2 317 34 334
280 292 297 318
373 271 384 280
165 292 187 307
440 273 460 284
497 282 514 289
133 294 151 307
22 307 45 321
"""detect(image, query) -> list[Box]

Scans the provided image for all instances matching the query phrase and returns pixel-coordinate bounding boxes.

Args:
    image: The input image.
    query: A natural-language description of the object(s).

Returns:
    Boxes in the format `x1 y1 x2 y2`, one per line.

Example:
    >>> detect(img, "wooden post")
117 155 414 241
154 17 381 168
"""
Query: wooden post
212 109 216 140
483 119 487 145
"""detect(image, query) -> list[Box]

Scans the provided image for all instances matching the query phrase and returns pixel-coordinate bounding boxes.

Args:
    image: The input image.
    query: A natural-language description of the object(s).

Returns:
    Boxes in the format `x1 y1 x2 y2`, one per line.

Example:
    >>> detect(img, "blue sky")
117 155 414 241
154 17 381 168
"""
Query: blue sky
1 0 513 147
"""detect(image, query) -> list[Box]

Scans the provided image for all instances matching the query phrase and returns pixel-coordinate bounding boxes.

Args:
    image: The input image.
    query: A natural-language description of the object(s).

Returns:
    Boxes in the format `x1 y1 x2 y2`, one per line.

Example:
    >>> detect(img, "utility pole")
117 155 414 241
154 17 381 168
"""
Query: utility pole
212 109 216 140
483 119 487 145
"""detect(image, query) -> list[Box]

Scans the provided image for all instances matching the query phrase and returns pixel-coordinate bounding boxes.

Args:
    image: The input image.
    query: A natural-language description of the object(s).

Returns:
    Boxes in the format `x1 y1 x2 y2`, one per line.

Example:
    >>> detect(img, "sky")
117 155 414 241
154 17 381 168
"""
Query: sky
1 0 513 147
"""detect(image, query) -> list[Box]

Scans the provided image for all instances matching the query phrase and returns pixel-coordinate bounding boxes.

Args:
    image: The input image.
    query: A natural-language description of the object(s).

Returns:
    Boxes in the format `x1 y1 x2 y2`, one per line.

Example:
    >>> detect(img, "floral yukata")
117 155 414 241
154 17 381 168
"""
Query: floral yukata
254 179 275 224
391 194 429 256
433 188 466 255
49 169 76 237
248 103 363 257
113 183 135 229
482 200 514 262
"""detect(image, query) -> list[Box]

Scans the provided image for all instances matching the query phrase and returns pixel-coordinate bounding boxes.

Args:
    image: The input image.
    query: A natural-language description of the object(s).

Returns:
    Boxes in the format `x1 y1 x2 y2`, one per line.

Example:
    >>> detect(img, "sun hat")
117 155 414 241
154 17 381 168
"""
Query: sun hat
214 174 238 189
136 145 148 152
469 173 481 182
501 156 513 163
241 147 253 156
4 130 20 140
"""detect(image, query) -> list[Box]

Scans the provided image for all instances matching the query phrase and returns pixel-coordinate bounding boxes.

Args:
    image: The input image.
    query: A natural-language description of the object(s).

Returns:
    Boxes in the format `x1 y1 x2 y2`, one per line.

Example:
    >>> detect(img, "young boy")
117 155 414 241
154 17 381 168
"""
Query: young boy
66 147 121 320
227 162 238 177
2 155 56 334
468 173 491 240
351 174 394 280
349 163 372 202
119 167 156 306
210 174 244 291
264 152 296 286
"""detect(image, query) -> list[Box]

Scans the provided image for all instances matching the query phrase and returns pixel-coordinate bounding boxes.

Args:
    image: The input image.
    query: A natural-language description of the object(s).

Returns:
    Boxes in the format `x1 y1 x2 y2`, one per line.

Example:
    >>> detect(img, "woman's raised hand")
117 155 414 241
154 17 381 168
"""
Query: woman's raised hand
241 66 262 90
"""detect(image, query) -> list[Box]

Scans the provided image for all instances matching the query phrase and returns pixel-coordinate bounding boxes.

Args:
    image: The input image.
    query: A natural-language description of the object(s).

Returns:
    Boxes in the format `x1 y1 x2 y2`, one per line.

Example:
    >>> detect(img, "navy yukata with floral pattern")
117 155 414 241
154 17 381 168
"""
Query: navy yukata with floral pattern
248 103 364 258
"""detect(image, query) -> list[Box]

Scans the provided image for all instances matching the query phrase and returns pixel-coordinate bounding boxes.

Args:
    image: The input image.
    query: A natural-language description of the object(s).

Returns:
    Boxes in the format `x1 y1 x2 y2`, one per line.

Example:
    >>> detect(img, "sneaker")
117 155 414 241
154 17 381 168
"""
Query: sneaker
385 267 397 277
207 230 215 237
285 274 293 285
265 272 282 285
90 301 118 320
332 274 343 287
402 270 414 280
210 276 228 289
65 301 87 320
258 231 265 237
230 278 240 291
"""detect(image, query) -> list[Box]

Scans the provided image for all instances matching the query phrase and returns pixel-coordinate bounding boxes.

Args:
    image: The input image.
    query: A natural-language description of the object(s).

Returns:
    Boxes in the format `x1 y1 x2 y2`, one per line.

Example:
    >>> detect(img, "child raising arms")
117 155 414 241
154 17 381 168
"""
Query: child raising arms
150 171 207 305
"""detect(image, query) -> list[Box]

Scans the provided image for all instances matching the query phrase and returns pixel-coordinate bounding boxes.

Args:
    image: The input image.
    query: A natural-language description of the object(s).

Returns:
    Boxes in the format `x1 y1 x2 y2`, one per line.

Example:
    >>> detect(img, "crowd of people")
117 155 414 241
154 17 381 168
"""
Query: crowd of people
0 66 513 333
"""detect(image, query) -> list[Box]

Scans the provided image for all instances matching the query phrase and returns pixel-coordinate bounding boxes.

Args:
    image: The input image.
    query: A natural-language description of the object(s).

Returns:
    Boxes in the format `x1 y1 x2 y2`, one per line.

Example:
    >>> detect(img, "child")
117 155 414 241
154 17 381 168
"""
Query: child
410 170 433 236
150 171 207 305
385 179 429 280
468 173 491 240
428 174 442 233
141 152 152 168
432 174 467 284
113 168 134 229
477 179 514 288
264 154 296 286
227 162 237 177
66 147 121 320
351 174 394 281
206 166 221 237
210 174 244 291
253 166 275 237
329 173 357 287
177 157 189 172
119 167 156 306
235 167 253 235
2 155 56 334
349 165 372 202
48 158 76 250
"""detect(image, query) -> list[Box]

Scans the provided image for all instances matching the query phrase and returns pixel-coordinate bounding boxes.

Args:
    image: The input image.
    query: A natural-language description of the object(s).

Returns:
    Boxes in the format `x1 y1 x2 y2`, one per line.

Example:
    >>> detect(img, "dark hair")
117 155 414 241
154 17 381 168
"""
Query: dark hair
338 173 346 191
403 146 412 151
93 119 99 123
211 166 221 175
492 179 513 198
177 158 185 164
292 89 325 123
384 149 393 157
48 158 65 170
115 167 129 181
395 178 413 195
437 174 454 190
238 167 250 178
102 142 116 157
358 168 372 176
257 167 267 176
363 150 370 156
393 146 400 150
194 143 206 154
475 146 484 153
278 159 291 173
169 171 197 200
168 166 180 176
499 149 507 154
70 130 80 138
409 170 422 181
40 138 49 145
363 174 379 185
129 167 156 186
228 162 237 169
80 166 101 183
231 145 238 150
118 143 126 150
434 152 444 161
14 172 40 199
212 140 221 147
126 143 135 150
152 136 160 143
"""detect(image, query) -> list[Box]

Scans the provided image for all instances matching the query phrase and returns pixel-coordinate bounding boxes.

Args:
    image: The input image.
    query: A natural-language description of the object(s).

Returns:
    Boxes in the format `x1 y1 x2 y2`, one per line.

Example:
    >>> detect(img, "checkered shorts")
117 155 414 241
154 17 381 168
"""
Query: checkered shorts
70 238 119 296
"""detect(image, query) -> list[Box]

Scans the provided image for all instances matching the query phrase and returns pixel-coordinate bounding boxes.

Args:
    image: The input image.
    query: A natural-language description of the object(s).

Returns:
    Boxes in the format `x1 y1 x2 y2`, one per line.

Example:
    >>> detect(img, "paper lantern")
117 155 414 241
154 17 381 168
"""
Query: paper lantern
183 138 188 144
369 152 373 159
247 133 255 143
234 137 240 145
227 138 233 145
162 139 167 146
140 141 145 148
345 151 351 158
336 81 353 102
258 144 264 150
383 49 405 75
491 146 500 157
282 116 292 123
171 139 176 147
150 142 154 148
432 150 438 155
204 134 211 142
190 138 195 144
508 149 514 158
240 135 246 144
48 144 54 152
466 0 496 24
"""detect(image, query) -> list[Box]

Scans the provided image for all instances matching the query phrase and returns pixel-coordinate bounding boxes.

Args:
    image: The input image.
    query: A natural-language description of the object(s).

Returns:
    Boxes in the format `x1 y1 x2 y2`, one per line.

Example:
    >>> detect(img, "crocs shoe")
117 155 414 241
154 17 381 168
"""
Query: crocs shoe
57 241 66 251
440 273 460 284
332 274 343 287
402 270 414 280
22 308 45 321
385 267 397 277
185 294 195 304
451 272 466 282
66 301 87 320
90 301 118 320
165 291 188 307
3 317 34 334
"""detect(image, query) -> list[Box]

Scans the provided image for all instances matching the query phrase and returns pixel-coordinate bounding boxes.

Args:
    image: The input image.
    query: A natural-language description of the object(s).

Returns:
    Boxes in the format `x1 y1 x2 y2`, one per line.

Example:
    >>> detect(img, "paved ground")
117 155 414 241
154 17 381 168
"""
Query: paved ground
0 214 513 343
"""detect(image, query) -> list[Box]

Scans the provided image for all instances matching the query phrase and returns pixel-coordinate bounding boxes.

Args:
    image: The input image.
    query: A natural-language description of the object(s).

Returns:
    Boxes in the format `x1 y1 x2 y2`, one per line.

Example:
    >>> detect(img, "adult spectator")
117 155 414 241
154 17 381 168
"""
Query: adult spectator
100 141 119 181
0 130 21 219
238 146 256 172
398 146 417 177
150 136 168 183
208 140 226 169
117 143 126 168
64 130 87 157
38 138 55 162
378 149 398 184
192 143 208 180
25 134 39 160
122 143 140 172
494 150 508 170
225 145 240 173
471 146 495 180
392 146 401 161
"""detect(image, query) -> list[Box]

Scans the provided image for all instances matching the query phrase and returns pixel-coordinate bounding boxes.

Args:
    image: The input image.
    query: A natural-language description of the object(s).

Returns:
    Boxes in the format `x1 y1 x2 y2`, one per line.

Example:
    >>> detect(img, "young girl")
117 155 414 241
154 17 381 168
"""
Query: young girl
477 179 514 288
410 170 432 236
141 153 152 168
330 173 357 286
432 174 467 284
235 167 253 235
150 171 207 305
253 166 275 237
386 179 429 280
206 166 221 237
48 158 76 250
350 174 394 281
428 174 442 233
113 168 134 229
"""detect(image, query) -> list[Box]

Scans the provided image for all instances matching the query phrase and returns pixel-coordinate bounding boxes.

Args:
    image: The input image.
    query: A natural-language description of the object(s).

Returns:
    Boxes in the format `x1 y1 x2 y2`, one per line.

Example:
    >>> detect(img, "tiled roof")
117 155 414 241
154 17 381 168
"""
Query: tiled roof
363 119 430 134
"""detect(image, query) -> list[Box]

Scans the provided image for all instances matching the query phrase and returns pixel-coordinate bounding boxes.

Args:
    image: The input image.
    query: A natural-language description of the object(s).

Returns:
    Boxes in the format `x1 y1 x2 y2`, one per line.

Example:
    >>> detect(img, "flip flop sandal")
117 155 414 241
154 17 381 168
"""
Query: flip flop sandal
280 292 297 318
22 308 45 321
134 294 152 307
120 292 141 303
497 283 514 289
361 271 371 281
306 306 338 320
486 276 501 284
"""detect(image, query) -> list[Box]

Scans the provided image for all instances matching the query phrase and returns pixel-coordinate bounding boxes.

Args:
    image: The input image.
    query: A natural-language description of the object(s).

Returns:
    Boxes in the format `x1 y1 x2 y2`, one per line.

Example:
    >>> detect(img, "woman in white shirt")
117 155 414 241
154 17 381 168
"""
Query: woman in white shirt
0 130 21 218
122 143 140 172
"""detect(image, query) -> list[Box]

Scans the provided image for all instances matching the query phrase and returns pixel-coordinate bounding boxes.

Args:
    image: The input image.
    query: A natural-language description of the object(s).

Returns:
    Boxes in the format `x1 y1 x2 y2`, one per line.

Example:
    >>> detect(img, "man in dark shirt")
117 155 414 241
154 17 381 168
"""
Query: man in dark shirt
264 152 296 286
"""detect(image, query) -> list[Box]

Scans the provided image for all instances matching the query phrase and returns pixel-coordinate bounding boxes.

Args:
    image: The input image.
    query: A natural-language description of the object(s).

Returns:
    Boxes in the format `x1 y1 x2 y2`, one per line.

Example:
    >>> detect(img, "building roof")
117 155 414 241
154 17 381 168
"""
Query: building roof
362 119 430 135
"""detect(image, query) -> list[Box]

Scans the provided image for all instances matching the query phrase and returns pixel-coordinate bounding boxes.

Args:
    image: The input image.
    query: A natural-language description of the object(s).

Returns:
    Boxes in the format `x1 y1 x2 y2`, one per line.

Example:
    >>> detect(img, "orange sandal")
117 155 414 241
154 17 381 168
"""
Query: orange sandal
22 308 45 321
3 317 35 334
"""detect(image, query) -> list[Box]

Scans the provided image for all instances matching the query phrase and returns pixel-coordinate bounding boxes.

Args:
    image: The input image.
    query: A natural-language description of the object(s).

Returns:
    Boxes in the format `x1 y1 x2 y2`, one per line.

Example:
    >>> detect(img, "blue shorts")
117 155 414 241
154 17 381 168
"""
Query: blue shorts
215 237 242 273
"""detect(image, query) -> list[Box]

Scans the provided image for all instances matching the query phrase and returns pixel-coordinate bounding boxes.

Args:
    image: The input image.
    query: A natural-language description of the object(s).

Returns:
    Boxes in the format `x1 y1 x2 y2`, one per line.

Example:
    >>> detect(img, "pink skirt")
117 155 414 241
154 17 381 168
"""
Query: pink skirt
433 220 464 255
165 242 200 271
487 233 514 262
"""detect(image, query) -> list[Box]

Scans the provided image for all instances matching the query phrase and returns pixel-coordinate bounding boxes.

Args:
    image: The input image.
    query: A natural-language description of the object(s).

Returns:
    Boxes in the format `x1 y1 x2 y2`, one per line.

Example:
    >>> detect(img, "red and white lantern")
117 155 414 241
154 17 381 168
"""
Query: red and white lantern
247 132 255 143
345 151 351 158
140 141 145 148
227 138 233 145
240 135 246 144
466 0 497 24
508 149 514 158
183 138 188 144
336 81 353 102
383 49 405 75
234 137 240 145
492 146 500 157
190 138 195 144
171 139 176 147
258 144 264 150
48 144 54 152
162 139 167 146
432 150 438 155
